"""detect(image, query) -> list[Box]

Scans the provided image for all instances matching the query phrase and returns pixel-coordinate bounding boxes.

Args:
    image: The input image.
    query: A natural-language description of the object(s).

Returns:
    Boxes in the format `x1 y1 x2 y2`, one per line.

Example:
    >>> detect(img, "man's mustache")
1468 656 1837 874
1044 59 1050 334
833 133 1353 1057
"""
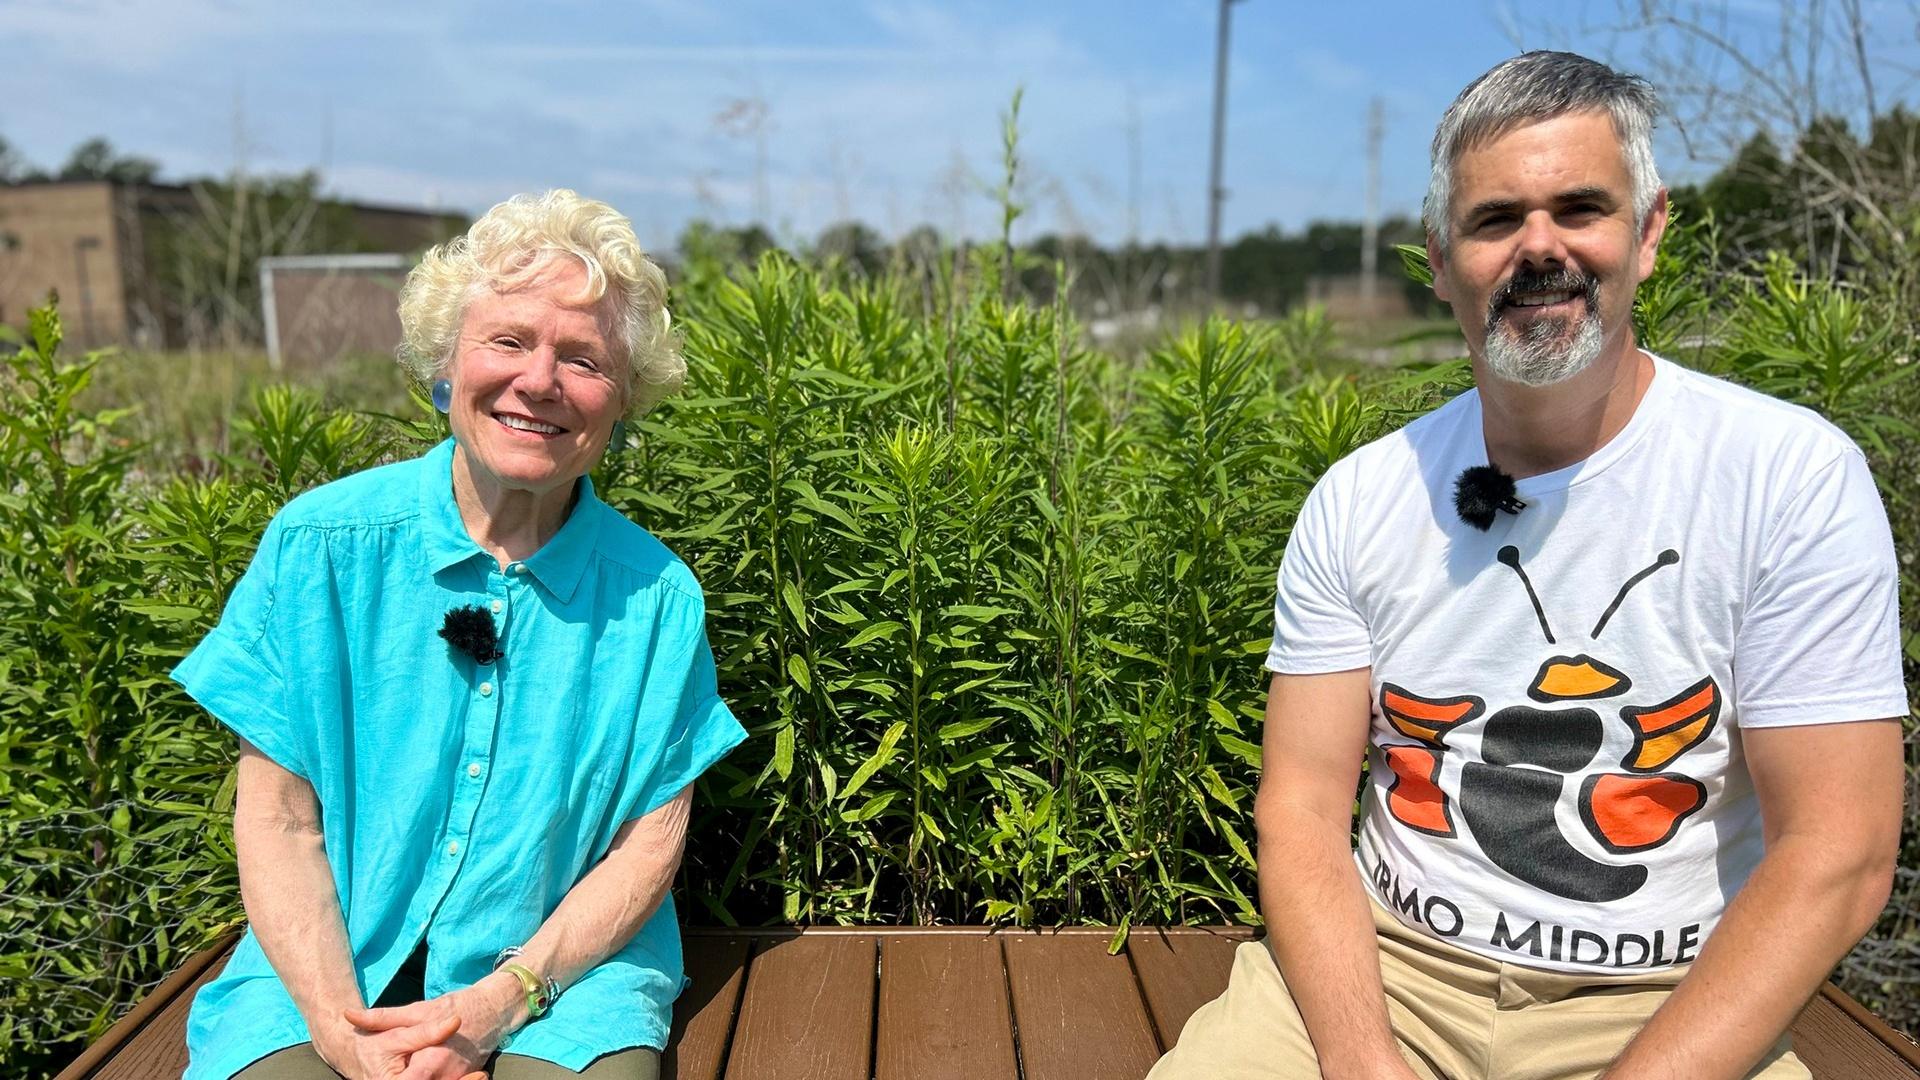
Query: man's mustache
1485 268 1600 328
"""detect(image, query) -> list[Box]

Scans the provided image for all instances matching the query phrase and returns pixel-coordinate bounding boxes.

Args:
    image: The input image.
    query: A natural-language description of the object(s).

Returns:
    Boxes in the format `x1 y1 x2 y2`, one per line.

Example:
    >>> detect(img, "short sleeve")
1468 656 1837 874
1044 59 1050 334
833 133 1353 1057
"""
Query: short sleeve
171 514 307 777
1733 450 1908 728
1267 465 1373 674
615 593 747 823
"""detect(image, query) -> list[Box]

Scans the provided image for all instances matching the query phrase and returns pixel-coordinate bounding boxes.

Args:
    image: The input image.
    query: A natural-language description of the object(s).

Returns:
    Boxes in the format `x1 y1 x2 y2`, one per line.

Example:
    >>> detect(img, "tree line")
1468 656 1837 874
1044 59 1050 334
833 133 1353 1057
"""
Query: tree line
7 108 1919 333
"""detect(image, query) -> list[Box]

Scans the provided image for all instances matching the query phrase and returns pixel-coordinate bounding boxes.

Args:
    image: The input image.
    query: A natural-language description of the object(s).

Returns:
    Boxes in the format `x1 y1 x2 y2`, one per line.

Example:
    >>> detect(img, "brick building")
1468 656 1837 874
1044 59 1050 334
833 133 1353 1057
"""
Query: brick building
0 180 461 352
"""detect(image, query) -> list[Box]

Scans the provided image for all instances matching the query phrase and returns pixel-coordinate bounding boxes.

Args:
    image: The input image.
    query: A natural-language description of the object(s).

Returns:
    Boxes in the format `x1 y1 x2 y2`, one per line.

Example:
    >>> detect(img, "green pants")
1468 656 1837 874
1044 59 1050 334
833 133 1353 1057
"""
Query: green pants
232 1043 660 1079
232 949 659 1078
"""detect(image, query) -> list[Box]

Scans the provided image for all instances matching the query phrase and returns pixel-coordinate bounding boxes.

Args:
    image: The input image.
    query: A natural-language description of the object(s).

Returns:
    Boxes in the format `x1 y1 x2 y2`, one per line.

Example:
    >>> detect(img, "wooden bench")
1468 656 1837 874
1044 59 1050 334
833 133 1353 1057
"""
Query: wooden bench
57 927 1920 1079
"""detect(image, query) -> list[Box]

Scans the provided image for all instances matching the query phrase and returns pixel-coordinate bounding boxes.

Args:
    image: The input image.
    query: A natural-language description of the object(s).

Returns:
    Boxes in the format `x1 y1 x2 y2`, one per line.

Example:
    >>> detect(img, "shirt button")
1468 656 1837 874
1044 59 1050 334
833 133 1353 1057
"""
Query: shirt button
499 1034 513 1050
445 840 460 856
479 681 493 697
467 762 483 779
510 562 526 575
490 599 503 614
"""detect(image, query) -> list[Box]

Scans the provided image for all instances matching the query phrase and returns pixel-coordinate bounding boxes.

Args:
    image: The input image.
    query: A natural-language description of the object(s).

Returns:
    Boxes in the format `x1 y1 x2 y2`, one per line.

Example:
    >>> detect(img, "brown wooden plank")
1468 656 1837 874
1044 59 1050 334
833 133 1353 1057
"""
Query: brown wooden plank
1126 928 1243 1051
1002 932 1161 1080
67 925 1920 1080
1793 990 1920 1079
723 934 875 1080
1816 984 1920 1071
664 934 751 1080
83 944 234 1080
872 934 1018 1080
56 936 237 1080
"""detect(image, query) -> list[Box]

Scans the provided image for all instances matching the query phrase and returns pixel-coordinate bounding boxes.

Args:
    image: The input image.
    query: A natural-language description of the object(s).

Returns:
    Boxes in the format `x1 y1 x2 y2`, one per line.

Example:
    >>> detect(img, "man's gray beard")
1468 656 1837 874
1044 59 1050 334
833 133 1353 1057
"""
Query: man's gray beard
1483 309 1603 387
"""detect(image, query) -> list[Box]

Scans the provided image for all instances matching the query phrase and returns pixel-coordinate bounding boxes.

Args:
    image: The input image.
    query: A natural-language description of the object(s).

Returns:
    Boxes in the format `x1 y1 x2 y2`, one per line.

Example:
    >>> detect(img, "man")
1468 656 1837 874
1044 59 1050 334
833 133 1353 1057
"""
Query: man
1150 51 1905 1080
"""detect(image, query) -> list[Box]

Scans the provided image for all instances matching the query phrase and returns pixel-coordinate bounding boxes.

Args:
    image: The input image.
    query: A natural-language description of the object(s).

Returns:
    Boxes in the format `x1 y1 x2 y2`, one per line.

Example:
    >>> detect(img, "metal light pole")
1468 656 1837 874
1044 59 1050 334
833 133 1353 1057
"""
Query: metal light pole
1204 0 1244 304
1361 97 1384 311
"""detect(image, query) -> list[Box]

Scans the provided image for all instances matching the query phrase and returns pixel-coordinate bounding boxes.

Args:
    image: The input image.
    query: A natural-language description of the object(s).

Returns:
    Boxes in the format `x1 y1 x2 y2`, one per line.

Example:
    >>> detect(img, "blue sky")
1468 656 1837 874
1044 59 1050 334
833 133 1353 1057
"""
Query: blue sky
6 1 1916 251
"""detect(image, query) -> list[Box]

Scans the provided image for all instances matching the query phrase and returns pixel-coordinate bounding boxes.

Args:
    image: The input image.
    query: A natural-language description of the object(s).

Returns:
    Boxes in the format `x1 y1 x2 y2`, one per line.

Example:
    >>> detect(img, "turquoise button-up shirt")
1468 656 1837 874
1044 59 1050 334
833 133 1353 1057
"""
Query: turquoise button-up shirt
173 438 746 1080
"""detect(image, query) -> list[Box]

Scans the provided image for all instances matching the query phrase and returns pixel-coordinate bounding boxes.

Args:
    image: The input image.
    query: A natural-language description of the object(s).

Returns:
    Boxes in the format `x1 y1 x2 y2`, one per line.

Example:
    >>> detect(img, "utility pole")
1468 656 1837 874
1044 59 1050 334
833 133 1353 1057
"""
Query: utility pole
1361 96 1383 311
1204 0 1243 304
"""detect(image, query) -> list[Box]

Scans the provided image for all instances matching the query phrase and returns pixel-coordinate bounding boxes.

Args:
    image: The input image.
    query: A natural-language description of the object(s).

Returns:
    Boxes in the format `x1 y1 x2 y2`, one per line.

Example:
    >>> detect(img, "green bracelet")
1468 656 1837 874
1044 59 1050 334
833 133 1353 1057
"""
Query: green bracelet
501 962 557 1018
492 947 560 1018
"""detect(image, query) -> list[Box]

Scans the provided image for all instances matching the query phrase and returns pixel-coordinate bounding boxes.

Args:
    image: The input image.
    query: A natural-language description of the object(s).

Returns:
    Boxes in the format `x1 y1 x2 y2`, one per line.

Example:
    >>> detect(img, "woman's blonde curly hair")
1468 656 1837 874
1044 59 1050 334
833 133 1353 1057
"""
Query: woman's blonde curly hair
397 189 683 416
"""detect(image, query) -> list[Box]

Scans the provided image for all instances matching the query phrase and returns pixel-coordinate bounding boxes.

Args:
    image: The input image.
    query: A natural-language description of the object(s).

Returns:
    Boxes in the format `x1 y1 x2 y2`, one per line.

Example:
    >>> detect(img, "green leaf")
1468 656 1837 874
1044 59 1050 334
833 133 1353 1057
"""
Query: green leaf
780 581 808 625
1095 636 1157 662
1220 818 1256 869
29 302 62 357
1217 733 1263 769
917 810 947 841
785 654 812 692
941 603 1019 622
841 790 899 822
772 724 796 781
838 720 908 802
845 620 905 649
937 718 995 742
120 601 205 623
1198 760 1244 803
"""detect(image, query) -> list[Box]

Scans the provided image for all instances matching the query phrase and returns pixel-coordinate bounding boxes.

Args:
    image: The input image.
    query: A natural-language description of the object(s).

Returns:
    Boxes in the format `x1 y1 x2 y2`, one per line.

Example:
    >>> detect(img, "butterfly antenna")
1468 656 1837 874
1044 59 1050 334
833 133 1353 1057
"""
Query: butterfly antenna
1497 545 1556 644
1591 549 1679 638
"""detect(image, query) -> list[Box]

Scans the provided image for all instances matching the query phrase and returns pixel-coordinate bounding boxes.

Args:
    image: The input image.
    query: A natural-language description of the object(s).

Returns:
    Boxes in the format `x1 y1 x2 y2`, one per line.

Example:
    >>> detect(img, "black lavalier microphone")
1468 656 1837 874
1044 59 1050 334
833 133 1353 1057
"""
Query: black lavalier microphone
1453 464 1527 531
439 605 503 665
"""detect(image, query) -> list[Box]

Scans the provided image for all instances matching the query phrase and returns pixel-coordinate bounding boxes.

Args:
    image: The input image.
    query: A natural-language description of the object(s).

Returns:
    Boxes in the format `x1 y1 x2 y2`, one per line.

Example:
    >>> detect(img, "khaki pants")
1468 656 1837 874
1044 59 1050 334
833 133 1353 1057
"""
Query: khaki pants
232 1044 660 1079
1148 900 1807 1080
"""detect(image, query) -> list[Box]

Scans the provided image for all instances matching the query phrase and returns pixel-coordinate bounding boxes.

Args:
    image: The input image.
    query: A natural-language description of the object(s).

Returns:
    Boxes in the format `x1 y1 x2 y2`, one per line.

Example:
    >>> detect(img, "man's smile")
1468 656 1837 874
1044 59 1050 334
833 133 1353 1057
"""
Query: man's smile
1507 289 1580 308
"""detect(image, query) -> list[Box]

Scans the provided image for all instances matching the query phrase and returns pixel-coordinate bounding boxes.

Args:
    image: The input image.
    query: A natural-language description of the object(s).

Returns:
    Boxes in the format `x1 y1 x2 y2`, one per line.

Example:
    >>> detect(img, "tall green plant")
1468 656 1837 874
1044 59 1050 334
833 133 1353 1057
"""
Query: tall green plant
0 308 256 1065
9 199 1918 1068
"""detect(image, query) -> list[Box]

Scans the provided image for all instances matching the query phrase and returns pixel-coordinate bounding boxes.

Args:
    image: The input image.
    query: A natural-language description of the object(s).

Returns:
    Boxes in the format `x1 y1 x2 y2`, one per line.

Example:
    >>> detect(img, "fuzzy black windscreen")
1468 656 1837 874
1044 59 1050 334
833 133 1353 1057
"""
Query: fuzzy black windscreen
439 605 503 665
1453 464 1523 531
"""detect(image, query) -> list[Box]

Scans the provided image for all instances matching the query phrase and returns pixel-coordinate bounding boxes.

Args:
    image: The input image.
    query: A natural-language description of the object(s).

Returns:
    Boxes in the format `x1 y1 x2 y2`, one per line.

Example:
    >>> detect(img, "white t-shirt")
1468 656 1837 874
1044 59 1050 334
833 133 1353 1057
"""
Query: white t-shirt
1267 353 1907 975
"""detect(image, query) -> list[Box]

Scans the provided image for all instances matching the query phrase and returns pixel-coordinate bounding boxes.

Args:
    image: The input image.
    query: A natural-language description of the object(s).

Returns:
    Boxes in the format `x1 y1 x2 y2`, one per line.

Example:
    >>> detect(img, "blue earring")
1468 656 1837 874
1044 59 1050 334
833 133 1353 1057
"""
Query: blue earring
609 420 627 451
430 379 452 413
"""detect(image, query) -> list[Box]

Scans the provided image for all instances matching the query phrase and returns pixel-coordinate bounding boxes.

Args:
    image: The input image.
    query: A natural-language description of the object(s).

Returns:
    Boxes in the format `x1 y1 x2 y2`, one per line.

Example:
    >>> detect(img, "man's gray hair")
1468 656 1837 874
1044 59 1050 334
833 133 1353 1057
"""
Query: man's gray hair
1424 51 1661 249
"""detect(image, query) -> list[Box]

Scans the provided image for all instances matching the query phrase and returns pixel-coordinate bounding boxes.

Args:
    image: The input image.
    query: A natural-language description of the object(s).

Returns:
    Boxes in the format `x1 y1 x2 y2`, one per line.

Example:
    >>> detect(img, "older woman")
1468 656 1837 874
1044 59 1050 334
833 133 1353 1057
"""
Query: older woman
173 190 744 1080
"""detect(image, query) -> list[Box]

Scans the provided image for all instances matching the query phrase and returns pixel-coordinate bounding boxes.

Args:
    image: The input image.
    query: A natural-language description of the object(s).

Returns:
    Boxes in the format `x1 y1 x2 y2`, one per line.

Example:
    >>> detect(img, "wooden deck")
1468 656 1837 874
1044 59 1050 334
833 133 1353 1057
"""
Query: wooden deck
58 926 1920 1080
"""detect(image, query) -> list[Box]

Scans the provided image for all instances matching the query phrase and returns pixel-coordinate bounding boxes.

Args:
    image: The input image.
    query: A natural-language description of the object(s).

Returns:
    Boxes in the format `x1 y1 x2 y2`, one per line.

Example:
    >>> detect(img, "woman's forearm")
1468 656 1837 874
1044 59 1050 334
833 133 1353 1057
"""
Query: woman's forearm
493 786 693 1025
234 748 364 1037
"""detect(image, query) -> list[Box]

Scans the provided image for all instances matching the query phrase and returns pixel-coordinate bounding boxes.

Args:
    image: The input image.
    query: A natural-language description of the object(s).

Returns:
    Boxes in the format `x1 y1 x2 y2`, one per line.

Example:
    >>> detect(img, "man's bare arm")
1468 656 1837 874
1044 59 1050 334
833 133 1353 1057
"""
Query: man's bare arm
1256 668 1421 1080
1604 718 1903 1079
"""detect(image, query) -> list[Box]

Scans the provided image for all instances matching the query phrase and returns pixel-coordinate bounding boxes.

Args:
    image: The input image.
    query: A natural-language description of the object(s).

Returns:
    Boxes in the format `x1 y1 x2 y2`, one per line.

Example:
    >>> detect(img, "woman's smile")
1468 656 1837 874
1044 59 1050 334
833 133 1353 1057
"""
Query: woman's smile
492 410 570 438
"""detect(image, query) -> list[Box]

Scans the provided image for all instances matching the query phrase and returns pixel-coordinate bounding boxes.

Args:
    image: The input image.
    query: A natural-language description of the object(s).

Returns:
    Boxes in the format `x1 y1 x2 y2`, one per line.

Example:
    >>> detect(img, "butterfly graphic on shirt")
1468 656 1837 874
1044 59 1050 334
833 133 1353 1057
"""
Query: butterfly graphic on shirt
1377 545 1716 904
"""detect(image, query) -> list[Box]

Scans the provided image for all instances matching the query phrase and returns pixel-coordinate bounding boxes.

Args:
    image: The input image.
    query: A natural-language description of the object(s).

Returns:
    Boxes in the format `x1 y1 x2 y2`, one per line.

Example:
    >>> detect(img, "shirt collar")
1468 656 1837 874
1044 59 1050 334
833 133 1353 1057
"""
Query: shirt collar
418 438 604 604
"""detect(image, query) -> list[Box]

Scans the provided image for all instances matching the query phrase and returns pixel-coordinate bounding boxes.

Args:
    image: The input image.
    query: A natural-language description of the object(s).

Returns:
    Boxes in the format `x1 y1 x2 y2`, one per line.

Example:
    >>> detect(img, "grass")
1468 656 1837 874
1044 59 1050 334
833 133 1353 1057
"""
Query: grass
78 349 413 477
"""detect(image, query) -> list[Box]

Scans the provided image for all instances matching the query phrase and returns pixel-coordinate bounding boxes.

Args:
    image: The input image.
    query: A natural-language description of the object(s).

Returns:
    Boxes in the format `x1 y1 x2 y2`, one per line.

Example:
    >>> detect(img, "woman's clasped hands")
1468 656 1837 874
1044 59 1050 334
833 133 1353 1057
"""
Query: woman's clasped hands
313 974 524 1080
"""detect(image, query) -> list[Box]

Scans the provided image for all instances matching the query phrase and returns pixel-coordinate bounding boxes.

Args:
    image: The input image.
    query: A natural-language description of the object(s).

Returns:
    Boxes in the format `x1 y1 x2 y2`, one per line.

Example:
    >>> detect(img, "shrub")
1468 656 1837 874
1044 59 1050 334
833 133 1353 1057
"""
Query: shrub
0 231 1913 1072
